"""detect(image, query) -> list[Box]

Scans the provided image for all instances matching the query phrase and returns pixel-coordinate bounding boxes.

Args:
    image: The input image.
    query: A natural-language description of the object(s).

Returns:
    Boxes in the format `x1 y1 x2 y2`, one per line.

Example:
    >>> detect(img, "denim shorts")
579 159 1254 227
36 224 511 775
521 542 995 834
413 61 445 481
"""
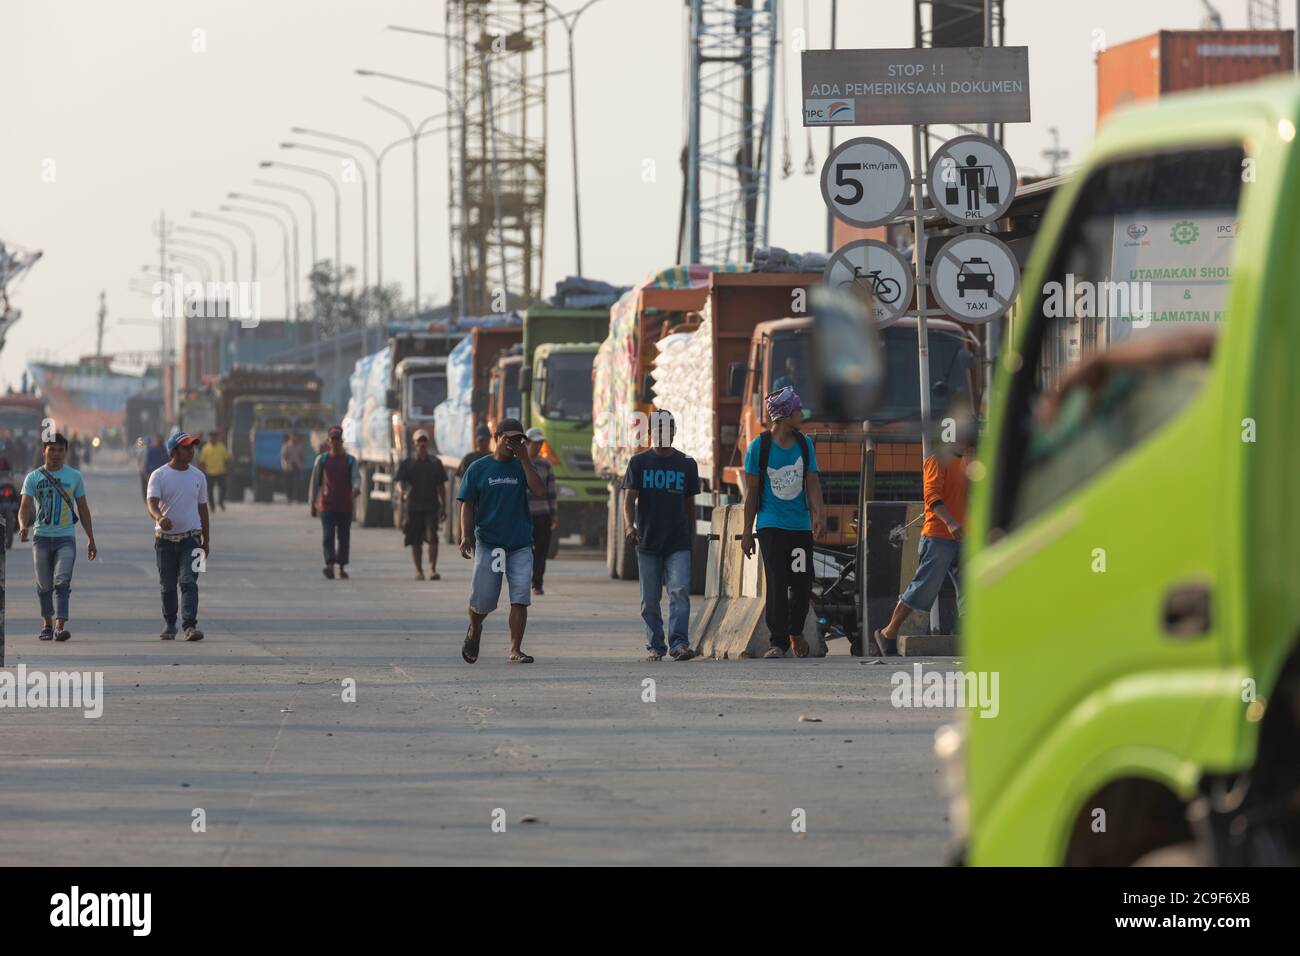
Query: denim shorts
899 534 960 612
469 543 532 614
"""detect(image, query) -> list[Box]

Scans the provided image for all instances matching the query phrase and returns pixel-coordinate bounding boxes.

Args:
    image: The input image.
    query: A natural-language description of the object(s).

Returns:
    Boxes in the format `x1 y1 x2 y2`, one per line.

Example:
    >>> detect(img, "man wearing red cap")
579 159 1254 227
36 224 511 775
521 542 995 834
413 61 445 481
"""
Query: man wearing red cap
308 426 360 579
146 432 210 641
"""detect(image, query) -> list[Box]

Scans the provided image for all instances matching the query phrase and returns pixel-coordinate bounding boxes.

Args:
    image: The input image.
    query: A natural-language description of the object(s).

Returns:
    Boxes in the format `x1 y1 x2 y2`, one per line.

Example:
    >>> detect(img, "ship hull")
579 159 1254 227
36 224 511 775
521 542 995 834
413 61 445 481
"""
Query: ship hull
27 362 157 436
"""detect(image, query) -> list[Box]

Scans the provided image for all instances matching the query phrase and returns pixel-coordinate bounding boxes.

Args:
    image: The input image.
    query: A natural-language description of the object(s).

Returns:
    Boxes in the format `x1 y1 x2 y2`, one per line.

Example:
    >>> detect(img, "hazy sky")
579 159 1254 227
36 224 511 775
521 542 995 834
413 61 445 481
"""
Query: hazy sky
1 0 1288 389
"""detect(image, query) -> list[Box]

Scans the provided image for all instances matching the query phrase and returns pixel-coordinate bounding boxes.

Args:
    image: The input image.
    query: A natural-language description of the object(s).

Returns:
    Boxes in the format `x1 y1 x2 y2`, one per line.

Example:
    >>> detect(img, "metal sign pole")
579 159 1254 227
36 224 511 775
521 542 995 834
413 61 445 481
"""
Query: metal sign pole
910 125 933 464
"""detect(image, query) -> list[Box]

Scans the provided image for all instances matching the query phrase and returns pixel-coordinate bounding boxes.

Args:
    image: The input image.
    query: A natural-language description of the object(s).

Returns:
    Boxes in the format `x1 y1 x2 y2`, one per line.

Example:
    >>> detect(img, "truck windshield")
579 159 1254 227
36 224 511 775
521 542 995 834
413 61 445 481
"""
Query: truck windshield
408 374 447 419
874 327 975 423
770 331 842 420
541 352 595 422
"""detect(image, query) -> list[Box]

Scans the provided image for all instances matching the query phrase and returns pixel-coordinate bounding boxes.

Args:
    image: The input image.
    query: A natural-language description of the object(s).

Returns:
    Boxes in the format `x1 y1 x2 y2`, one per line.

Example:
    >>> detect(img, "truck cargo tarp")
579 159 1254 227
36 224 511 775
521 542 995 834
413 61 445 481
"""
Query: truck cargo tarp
341 347 391 460
591 264 744 480
549 275 631 310
432 335 474 461
431 312 523 461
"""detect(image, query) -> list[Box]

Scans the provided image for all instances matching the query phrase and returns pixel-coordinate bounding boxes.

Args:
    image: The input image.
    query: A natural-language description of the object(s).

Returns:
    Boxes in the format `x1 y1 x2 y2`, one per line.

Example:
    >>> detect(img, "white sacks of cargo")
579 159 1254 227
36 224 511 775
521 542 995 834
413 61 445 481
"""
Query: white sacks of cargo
650 306 714 476
432 334 474 461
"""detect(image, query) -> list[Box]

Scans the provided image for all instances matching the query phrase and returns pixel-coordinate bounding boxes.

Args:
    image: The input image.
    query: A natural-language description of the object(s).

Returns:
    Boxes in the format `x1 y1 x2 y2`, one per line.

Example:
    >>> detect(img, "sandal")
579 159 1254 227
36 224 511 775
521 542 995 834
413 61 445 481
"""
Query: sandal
461 626 480 664
429 573 441 581
507 653 535 664
763 646 787 659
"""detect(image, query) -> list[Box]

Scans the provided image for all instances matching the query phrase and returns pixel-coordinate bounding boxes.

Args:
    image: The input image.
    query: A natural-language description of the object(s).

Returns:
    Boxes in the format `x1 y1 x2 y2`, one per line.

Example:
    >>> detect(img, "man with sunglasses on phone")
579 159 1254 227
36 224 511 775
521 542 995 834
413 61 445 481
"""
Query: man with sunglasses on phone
18 432 98 642
456 418 547 664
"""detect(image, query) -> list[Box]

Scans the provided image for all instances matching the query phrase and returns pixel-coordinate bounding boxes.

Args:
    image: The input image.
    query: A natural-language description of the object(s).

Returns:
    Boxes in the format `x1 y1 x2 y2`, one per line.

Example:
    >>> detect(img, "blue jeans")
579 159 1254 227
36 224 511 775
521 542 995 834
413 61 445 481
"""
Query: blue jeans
33 535 76 620
638 549 691 654
320 511 352 566
156 534 201 629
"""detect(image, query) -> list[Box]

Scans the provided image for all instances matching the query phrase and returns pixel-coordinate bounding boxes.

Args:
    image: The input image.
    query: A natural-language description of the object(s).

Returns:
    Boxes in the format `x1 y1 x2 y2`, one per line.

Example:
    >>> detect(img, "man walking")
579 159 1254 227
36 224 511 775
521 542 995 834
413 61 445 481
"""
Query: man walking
457 425 492 479
308 426 360 580
740 387 825 659
141 433 168 500
457 418 546 665
622 411 699 661
524 427 557 595
198 430 230 511
18 433 98 642
872 438 969 656
147 432 209 642
396 429 447 580
280 431 305 504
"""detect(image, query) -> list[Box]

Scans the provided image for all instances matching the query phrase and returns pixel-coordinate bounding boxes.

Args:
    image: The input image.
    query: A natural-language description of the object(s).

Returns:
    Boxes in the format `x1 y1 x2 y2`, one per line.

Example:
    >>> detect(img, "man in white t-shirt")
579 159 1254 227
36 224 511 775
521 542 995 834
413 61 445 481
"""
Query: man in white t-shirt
146 432 210 641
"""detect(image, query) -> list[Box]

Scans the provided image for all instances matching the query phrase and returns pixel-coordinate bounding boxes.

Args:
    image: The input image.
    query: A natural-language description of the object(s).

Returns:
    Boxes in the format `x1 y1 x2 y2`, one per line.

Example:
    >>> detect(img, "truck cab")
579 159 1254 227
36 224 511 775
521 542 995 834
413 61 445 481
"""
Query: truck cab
951 78 1300 866
487 353 524 428
250 401 332 502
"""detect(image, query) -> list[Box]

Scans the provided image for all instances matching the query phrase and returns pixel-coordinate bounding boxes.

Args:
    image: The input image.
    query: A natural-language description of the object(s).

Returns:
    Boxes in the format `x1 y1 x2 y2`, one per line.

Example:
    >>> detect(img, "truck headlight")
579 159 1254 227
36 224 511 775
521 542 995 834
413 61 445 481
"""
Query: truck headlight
934 722 968 845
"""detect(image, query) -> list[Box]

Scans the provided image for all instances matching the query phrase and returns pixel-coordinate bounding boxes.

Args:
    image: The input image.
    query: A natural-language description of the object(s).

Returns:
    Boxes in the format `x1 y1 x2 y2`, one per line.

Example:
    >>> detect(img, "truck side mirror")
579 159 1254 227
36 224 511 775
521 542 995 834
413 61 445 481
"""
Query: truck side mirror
808 286 883 422
471 387 486 414
385 388 398 411
727 362 746 397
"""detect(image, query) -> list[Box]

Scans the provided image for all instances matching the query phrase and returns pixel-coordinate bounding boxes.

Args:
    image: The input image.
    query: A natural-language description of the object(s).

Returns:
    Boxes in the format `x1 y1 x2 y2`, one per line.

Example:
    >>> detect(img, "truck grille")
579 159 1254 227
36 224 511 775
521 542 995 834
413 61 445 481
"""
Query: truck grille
564 446 594 473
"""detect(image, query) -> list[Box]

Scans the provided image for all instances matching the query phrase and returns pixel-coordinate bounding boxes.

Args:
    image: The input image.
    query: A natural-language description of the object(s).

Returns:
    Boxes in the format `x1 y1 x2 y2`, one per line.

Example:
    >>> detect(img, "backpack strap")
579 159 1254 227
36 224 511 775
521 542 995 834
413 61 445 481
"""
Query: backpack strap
794 431 811 479
757 431 772 512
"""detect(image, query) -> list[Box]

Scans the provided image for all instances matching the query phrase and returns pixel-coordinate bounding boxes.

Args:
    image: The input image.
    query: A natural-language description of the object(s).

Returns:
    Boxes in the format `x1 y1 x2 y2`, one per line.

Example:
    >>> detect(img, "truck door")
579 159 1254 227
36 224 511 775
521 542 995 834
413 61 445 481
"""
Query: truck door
967 145 1245 819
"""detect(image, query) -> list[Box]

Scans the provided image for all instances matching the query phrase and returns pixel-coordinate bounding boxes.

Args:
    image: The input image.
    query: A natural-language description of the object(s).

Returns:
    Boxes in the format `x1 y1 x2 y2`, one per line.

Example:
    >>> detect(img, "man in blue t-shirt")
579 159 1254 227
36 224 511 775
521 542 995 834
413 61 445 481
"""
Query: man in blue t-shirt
18 433 99 642
741 387 824 659
456 417 547 664
622 410 700 661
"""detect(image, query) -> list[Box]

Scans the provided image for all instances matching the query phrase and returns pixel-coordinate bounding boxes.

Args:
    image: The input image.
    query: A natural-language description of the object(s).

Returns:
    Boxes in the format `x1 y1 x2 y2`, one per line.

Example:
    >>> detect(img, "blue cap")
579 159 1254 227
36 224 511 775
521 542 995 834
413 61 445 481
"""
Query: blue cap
166 432 200 454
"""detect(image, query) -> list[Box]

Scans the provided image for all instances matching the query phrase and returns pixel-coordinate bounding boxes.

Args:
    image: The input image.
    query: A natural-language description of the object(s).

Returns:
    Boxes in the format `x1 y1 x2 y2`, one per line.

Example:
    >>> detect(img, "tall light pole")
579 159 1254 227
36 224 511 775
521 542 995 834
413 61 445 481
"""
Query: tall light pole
282 142 368 295
175 225 239 285
222 204 293 320
252 179 317 279
191 212 257 289
169 237 227 284
290 128 381 293
230 192 301 318
543 0 614 277
168 252 211 285
357 91 421 315
261 160 344 410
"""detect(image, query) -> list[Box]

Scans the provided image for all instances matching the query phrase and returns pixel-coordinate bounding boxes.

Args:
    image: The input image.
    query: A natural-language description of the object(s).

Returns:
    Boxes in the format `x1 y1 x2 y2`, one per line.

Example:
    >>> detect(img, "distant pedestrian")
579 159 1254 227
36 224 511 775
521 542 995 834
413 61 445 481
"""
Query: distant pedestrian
622 411 699 661
396 429 447 580
457 424 492 479
524 427 557 595
872 438 969 657
18 433 98 642
280 431 305 504
141 433 168 500
308 426 359 580
147 432 209 642
198 431 230 511
457 418 547 664
740 387 825 659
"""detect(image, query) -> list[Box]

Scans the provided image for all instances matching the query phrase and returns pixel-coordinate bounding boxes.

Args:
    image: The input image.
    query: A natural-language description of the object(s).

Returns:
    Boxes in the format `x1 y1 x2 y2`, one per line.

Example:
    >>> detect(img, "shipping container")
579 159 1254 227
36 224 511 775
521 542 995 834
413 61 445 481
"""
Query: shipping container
1097 29 1294 124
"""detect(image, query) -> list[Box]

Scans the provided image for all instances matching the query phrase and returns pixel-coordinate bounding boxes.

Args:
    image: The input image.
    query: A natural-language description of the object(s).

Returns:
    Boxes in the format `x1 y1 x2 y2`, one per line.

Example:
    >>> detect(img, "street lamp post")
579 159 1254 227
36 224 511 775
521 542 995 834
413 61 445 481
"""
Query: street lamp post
169 238 227 284
230 193 301 319
221 204 293 320
261 160 344 409
175 225 238 285
544 0 614 277
191 212 259 368
168 252 211 285
282 142 368 295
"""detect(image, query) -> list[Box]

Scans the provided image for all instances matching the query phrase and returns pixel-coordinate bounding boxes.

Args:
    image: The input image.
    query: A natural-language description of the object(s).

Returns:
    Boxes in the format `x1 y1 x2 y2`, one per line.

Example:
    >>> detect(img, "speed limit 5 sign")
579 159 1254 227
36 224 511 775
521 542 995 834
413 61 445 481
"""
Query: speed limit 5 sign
820 137 911 228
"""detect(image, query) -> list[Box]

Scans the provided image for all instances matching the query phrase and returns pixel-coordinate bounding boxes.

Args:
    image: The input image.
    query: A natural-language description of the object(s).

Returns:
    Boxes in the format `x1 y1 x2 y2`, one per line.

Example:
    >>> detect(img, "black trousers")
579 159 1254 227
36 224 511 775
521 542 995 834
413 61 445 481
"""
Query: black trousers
531 515 552 588
757 527 815 650
207 473 226 509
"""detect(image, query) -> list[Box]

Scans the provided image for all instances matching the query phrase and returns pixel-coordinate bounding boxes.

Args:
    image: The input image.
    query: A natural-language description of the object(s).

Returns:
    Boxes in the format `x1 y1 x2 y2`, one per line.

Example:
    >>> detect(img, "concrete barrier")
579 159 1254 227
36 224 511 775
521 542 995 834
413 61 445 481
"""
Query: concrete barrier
691 504 827 659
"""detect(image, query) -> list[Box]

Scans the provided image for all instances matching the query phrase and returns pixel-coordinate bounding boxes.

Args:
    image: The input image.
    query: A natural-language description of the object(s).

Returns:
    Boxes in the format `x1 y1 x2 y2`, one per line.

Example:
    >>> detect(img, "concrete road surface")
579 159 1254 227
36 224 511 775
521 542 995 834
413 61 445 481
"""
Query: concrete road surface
0 463 959 865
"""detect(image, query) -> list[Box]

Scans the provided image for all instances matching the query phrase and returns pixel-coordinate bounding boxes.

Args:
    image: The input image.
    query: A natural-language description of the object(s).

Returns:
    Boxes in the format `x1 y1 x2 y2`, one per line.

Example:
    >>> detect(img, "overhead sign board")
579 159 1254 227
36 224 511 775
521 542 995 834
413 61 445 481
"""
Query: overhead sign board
801 46 1030 127
927 134 1017 225
823 239 915 328
928 233 1020 324
820 137 911 228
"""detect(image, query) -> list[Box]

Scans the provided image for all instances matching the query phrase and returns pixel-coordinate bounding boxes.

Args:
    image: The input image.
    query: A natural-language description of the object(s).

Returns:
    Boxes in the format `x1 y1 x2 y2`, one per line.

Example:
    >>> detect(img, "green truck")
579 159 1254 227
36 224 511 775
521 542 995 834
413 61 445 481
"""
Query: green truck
515 307 610 548
939 77 1300 866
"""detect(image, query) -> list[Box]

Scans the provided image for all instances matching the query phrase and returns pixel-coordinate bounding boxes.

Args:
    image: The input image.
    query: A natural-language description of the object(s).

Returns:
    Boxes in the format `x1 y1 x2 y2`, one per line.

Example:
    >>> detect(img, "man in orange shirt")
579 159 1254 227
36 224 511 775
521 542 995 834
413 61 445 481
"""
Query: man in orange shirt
872 438 969 656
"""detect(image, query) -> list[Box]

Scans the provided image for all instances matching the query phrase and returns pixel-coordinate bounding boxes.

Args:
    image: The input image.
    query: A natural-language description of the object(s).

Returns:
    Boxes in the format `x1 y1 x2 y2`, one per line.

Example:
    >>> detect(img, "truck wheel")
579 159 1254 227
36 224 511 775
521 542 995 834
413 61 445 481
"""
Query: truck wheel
616 528 639 581
254 474 273 503
358 467 387 527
